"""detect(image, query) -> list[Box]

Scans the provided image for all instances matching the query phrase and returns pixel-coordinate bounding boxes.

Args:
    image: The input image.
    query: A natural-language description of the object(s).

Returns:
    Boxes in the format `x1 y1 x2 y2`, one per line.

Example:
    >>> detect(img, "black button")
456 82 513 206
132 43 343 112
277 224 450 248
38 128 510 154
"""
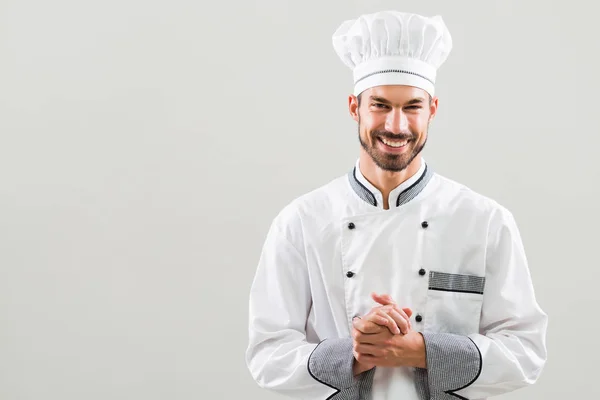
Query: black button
346 271 355 278
415 314 423 322
419 268 426 276
421 221 429 228
348 222 355 229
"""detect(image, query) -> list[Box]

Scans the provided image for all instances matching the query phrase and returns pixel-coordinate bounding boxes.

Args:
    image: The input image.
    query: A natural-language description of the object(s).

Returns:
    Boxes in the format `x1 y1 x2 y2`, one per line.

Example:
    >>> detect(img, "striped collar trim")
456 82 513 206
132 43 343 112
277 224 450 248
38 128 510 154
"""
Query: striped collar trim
348 162 434 208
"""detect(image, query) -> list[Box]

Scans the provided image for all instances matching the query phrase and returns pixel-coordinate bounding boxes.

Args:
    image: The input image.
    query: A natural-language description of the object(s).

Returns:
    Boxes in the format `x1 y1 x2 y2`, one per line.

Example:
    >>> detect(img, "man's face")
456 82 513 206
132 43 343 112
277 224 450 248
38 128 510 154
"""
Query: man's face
350 85 438 172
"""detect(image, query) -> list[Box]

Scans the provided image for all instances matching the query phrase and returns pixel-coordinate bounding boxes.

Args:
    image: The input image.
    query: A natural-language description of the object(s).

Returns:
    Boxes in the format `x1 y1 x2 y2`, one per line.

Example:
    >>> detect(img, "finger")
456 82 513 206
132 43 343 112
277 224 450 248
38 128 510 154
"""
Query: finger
355 310 396 335
365 310 397 334
354 343 382 357
372 309 400 335
371 292 396 306
352 326 383 341
372 300 414 327
353 316 386 335
354 329 391 345
390 307 412 334
392 307 412 331
359 311 391 329
372 304 410 332
375 304 397 313
387 308 410 335
371 304 400 320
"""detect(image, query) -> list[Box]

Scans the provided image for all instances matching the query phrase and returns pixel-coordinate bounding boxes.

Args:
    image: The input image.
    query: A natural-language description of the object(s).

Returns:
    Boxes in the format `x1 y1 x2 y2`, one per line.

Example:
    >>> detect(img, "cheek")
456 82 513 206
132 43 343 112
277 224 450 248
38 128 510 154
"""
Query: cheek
359 118 375 134
410 115 429 134
360 126 374 143
363 116 385 133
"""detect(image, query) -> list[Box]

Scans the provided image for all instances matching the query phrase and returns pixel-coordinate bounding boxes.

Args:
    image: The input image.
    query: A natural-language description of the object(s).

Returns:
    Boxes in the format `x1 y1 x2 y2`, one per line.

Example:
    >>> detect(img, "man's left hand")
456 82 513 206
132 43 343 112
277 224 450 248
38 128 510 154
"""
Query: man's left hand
352 292 427 369
352 322 427 369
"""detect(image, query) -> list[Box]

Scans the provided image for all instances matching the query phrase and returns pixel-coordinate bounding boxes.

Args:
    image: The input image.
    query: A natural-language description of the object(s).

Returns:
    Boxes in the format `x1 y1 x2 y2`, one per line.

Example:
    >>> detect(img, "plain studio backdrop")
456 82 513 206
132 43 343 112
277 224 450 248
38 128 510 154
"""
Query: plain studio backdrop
1 0 598 399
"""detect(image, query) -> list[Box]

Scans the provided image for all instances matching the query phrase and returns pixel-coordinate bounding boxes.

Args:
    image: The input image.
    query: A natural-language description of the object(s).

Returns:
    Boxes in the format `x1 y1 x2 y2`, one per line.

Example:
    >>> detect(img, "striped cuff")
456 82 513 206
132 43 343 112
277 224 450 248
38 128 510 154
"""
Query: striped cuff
415 333 482 400
308 338 375 399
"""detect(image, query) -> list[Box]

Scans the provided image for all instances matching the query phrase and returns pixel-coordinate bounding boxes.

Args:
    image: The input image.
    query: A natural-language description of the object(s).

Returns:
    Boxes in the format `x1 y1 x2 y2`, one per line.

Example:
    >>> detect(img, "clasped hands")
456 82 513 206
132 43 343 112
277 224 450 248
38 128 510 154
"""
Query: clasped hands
352 293 427 376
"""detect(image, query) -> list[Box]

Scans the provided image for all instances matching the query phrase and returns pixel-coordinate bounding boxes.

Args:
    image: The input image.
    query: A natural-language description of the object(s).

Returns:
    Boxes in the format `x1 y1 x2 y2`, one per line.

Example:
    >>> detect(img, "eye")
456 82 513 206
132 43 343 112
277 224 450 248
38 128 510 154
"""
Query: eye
405 106 422 110
371 103 390 109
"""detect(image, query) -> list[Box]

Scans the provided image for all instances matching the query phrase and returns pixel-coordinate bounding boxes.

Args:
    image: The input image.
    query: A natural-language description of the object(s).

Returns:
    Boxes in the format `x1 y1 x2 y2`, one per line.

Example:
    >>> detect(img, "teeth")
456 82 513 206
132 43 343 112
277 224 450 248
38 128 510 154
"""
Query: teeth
381 138 408 147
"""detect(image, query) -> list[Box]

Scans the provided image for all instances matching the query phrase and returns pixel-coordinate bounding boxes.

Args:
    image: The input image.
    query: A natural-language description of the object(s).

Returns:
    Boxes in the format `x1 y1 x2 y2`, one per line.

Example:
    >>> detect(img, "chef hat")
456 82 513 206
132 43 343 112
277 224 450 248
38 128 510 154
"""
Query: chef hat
332 11 452 97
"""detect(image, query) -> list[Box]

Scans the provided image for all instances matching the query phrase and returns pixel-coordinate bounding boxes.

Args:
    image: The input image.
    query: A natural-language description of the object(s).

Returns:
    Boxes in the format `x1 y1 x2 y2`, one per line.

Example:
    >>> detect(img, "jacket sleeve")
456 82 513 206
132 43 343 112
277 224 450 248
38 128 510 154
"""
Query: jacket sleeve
415 206 548 399
245 206 374 399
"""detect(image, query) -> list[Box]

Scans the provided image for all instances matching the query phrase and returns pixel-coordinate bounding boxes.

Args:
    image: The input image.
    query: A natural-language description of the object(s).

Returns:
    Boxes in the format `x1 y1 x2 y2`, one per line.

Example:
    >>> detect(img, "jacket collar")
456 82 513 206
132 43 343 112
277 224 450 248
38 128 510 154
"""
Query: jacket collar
348 157 433 209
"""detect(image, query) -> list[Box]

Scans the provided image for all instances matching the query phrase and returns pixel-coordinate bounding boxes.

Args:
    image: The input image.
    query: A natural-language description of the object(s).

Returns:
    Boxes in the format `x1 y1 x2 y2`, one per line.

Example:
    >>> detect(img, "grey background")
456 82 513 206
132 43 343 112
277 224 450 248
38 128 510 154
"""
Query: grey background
0 0 597 399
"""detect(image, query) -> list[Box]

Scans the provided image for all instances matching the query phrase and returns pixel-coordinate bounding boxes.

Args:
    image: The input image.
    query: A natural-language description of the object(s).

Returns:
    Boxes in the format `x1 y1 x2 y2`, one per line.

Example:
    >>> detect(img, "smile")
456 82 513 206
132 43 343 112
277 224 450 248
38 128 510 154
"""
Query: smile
380 137 409 148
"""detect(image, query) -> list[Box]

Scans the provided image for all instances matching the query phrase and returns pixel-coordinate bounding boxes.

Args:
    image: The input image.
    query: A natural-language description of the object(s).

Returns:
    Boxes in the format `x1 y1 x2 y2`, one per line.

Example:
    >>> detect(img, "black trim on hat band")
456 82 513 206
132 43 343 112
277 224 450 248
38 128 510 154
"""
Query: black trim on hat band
354 69 434 85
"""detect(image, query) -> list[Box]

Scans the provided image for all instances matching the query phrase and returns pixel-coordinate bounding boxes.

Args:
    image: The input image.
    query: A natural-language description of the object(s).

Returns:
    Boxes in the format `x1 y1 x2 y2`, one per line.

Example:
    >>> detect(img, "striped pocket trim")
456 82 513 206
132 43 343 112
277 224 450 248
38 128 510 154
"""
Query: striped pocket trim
428 271 485 295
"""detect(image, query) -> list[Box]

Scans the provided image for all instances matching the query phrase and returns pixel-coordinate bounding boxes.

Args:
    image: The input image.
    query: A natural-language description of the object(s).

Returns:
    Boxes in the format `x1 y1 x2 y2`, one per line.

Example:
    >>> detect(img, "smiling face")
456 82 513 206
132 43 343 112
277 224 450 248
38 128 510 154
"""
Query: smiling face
349 85 438 172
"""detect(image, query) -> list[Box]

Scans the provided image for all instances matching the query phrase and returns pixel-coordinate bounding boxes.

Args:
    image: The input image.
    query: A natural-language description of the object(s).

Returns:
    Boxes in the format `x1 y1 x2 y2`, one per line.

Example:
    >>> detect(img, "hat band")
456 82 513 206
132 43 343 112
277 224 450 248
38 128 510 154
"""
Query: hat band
355 69 434 86
351 56 437 97
353 71 436 97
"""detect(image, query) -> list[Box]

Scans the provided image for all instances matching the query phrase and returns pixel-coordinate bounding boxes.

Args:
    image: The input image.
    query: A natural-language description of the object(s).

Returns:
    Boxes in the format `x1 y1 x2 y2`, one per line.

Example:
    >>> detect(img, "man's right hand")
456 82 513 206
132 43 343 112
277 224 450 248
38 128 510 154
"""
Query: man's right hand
351 297 413 376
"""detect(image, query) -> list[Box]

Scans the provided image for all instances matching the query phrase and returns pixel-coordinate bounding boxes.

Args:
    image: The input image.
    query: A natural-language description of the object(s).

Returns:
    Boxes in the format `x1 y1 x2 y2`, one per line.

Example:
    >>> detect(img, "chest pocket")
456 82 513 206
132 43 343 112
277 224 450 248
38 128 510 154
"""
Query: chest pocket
423 271 485 335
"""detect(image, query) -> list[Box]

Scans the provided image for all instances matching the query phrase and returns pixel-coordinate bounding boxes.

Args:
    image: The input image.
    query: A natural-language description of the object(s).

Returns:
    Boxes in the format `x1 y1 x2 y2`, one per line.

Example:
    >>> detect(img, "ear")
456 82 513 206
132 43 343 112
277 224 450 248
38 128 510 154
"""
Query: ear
349 95 359 123
429 96 439 122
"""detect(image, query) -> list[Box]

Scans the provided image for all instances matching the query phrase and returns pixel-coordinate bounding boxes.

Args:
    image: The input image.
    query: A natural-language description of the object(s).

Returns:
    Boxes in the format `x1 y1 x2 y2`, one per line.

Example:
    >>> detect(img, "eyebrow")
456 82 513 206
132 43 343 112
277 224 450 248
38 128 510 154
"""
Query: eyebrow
369 96 426 106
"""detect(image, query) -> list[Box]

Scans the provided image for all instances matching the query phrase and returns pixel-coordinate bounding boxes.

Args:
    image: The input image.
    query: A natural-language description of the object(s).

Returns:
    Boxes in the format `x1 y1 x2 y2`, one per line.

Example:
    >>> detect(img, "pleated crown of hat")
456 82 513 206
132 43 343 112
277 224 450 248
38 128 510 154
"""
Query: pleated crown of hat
332 11 452 97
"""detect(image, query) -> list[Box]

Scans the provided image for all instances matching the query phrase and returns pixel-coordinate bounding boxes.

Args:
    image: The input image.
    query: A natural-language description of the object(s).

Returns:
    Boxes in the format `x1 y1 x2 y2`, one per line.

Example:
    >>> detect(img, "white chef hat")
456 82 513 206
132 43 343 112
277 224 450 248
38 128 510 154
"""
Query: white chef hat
332 11 452 97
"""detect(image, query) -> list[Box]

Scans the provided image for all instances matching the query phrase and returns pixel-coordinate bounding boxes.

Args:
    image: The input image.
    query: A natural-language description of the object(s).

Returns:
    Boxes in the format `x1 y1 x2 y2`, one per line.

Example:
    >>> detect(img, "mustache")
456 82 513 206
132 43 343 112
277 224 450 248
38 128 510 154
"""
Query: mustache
371 130 415 141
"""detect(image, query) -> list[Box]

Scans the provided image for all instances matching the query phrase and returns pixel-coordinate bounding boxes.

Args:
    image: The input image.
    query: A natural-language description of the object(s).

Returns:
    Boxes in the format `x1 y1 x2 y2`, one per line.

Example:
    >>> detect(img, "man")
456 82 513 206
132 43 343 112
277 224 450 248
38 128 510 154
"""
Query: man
245 10 547 400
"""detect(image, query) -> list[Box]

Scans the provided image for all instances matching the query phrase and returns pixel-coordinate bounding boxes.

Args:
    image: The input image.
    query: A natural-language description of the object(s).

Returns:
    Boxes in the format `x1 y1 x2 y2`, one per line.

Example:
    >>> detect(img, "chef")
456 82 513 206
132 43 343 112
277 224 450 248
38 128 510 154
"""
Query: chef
245 10 548 400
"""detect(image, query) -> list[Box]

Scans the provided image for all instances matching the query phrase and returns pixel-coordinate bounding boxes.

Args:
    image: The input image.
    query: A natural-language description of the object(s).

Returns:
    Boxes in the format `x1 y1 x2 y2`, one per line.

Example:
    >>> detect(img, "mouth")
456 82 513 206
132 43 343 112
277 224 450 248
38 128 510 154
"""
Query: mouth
378 137 411 152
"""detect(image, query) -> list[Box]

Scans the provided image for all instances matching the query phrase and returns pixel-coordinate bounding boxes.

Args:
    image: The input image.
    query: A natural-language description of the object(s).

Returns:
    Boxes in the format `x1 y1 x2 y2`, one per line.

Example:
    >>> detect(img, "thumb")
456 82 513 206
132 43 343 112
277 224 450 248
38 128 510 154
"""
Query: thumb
402 307 413 318
371 292 396 305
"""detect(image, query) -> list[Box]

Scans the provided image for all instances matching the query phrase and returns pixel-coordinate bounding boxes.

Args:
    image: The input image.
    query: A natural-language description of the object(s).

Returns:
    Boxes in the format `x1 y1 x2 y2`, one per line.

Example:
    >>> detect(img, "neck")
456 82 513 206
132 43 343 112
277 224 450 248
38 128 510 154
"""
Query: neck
358 150 422 209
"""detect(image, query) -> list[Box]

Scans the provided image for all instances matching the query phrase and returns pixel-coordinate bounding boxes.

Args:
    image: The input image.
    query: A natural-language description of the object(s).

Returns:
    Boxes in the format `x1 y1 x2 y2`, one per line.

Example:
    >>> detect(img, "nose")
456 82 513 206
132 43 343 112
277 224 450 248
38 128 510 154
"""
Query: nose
385 109 408 134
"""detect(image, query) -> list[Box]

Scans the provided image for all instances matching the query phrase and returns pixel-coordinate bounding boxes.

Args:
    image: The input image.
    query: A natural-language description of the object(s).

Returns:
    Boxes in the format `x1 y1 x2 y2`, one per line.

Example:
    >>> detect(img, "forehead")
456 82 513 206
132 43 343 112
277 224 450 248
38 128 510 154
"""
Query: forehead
363 85 428 102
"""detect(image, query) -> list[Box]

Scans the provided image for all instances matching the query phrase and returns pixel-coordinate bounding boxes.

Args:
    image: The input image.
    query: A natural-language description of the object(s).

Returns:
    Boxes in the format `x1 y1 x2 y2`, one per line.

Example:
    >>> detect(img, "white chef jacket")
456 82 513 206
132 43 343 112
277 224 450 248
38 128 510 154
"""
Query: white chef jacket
245 157 548 400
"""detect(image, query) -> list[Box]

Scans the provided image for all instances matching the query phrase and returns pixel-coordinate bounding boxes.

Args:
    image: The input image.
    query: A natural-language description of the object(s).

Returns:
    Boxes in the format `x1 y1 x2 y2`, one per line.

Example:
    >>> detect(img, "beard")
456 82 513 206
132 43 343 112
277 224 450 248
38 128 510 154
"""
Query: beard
358 123 428 172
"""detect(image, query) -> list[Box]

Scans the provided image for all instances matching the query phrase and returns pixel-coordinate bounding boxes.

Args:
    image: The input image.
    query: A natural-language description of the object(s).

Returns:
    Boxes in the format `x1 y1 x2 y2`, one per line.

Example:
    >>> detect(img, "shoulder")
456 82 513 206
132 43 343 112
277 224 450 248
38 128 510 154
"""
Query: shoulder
270 173 350 234
432 173 515 222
